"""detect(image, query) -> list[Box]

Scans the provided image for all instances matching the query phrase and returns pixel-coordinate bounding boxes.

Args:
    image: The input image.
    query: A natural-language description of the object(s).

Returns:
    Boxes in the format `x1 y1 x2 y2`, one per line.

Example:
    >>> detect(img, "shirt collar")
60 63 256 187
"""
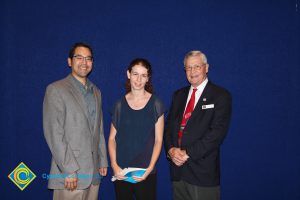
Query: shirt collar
190 78 208 92
70 74 93 91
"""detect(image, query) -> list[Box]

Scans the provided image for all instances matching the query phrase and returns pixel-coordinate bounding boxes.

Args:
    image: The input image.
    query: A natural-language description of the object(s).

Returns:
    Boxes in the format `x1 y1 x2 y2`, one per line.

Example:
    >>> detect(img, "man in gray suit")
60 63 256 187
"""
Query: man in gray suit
43 42 108 200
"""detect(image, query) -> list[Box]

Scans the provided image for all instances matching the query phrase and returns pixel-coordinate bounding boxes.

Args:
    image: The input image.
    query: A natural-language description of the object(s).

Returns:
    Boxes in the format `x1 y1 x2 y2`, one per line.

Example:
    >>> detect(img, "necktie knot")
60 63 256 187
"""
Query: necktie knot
192 88 197 94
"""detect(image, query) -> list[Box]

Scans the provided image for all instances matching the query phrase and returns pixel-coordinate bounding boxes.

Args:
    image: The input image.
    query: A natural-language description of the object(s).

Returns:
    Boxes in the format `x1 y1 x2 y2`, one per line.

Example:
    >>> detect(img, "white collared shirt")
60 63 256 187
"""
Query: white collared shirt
184 78 208 111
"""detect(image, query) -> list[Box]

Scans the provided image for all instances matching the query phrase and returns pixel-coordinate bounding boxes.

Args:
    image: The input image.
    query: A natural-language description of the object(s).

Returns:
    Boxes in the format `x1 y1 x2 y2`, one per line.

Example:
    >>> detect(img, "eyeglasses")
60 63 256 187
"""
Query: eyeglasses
184 64 206 71
73 55 93 62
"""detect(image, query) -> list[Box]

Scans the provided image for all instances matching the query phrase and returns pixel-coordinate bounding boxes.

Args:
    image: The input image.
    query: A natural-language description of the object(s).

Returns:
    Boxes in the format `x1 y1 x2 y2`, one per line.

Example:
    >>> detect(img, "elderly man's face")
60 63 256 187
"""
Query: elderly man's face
185 55 208 87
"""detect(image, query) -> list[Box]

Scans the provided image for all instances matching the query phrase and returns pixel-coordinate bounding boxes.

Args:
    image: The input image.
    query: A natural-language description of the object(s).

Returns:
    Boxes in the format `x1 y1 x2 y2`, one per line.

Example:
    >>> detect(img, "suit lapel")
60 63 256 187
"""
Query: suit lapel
187 81 212 123
175 87 190 132
66 75 93 134
93 87 100 135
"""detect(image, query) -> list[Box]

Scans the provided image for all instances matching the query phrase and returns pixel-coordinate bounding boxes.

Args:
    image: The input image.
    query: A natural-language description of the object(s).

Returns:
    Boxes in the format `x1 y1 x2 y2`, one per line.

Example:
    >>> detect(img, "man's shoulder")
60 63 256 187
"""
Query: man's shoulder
47 76 70 90
173 86 190 96
207 81 231 98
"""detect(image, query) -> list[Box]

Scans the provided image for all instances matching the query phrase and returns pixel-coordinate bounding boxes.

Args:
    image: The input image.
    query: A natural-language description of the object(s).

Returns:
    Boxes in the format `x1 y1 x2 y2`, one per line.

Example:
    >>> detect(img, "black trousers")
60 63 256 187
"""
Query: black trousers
173 180 220 200
114 173 156 200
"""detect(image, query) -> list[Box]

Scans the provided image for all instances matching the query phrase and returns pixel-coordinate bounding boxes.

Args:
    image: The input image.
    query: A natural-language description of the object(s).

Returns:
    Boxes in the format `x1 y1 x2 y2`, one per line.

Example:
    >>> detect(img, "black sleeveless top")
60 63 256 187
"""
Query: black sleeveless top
111 95 165 171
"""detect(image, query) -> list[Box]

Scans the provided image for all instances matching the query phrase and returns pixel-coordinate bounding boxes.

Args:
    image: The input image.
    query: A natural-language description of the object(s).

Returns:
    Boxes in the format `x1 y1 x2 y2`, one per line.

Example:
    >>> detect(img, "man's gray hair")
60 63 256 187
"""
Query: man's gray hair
183 50 208 66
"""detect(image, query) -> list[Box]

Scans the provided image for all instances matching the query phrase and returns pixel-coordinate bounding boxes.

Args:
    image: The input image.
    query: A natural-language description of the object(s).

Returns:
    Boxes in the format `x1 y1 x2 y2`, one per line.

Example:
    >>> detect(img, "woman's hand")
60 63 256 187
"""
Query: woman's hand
132 166 153 182
112 163 127 180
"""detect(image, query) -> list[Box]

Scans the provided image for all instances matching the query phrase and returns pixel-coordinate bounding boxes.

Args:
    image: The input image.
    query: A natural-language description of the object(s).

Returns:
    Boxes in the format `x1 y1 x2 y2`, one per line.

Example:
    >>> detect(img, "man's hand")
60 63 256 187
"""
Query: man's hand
99 167 107 176
168 147 189 166
64 173 78 191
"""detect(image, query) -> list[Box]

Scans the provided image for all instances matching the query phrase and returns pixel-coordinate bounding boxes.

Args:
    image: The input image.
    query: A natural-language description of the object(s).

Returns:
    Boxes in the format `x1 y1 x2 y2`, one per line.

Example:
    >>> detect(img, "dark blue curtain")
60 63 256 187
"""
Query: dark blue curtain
1 0 299 199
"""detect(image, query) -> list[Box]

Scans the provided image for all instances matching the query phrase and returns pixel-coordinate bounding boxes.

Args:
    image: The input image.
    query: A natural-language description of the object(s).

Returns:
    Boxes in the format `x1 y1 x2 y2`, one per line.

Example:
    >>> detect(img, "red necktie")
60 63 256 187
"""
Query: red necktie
178 88 197 146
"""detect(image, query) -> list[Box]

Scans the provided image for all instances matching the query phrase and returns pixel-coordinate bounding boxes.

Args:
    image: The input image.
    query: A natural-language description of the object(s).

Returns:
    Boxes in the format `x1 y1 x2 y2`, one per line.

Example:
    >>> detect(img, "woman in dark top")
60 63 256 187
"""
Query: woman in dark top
108 58 164 200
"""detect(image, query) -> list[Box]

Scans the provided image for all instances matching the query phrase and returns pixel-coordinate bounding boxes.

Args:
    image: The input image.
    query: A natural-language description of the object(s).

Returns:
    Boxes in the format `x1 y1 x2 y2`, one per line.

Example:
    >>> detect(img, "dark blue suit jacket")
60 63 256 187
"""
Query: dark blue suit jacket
164 81 232 186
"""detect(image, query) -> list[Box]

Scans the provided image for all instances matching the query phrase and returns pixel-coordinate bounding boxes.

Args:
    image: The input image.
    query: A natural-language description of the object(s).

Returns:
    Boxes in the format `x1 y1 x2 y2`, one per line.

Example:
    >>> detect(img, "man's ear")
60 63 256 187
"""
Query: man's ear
205 64 209 73
68 58 72 67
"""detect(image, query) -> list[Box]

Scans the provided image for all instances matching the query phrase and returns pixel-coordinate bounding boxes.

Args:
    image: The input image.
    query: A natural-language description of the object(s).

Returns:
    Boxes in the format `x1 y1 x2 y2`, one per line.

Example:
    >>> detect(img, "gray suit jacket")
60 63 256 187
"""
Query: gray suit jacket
43 75 108 189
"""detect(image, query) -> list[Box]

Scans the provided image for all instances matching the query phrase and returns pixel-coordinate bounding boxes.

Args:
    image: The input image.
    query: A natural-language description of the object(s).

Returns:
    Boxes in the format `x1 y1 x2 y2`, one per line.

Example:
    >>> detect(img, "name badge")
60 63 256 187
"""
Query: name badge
202 104 214 109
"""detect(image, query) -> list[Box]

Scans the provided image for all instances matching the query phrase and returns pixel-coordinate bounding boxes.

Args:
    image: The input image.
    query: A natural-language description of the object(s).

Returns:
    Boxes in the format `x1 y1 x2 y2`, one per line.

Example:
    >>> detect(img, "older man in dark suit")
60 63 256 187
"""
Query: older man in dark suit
164 50 232 200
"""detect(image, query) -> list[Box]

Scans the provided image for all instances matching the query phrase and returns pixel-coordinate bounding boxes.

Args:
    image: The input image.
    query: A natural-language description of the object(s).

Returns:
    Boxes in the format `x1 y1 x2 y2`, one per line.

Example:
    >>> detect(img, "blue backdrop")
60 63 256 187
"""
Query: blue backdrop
1 0 299 199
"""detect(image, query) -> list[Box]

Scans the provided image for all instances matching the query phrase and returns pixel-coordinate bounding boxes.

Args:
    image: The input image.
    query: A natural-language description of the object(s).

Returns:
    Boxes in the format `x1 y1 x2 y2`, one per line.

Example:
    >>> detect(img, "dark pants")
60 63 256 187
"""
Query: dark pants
173 180 220 200
114 174 156 200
